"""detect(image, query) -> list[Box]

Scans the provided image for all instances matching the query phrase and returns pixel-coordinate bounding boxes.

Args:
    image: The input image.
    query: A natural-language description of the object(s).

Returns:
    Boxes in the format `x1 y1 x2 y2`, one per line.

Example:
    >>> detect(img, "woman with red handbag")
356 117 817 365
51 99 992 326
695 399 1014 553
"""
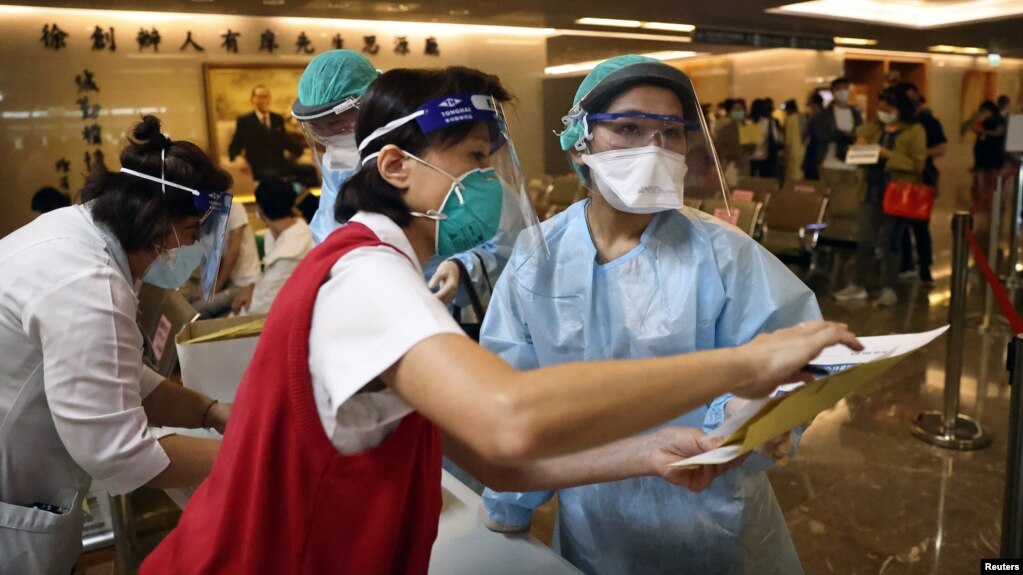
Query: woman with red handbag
833 86 927 307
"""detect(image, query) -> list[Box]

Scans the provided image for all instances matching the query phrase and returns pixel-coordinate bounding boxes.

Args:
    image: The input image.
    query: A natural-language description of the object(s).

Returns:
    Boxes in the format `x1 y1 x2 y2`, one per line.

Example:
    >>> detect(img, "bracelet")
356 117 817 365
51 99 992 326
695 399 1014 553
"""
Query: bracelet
201 399 218 429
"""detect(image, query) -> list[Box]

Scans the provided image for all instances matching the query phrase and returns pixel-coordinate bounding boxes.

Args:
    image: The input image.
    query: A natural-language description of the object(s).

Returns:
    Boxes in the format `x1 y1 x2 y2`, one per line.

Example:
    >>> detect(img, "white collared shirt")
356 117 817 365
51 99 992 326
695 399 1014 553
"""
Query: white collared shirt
308 211 464 454
0 205 170 512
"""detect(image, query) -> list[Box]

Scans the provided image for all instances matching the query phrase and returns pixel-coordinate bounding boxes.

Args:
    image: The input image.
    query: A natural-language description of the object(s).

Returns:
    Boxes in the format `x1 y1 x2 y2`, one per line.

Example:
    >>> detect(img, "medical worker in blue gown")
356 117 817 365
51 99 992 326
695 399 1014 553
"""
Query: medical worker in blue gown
480 55 821 574
294 50 517 308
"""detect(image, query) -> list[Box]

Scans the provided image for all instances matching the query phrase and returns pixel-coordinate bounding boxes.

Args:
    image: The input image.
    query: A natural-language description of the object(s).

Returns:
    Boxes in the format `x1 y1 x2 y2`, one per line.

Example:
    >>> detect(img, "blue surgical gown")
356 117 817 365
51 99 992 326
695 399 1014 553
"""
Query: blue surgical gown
481 200 821 575
310 163 512 307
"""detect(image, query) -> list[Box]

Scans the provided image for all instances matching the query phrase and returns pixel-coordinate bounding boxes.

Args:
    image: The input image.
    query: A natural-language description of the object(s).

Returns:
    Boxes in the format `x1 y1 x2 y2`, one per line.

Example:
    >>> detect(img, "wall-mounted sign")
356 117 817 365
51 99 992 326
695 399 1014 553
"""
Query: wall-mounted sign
694 28 834 51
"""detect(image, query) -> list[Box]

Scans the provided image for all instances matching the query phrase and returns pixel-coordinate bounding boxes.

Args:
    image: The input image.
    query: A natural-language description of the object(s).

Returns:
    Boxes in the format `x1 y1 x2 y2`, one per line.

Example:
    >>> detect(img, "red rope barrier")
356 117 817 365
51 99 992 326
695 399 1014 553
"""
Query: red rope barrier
963 226 1023 334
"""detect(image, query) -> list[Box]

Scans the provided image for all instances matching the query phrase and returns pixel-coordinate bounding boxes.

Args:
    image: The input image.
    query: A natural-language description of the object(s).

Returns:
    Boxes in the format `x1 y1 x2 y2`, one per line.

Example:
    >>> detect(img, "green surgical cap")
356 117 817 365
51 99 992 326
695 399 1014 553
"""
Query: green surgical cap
559 54 660 152
295 49 379 109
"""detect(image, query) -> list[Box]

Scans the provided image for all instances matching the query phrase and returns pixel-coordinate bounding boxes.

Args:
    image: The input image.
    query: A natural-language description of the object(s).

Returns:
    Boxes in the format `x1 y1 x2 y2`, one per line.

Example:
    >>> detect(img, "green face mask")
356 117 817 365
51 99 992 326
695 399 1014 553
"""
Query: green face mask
434 168 504 257
405 153 504 257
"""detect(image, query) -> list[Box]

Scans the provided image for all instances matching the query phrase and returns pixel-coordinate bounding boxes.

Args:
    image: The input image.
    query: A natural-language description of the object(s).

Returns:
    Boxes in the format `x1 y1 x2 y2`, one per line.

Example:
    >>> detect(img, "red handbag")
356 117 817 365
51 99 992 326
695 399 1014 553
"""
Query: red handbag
883 180 935 221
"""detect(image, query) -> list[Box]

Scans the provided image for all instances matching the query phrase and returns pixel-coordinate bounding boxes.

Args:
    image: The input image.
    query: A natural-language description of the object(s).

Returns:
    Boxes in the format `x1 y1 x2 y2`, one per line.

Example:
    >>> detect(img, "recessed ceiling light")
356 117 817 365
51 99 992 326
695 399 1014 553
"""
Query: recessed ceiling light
546 50 697 75
641 22 695 33
929 44 987 55
769 0 1023 29
833 37 877 46
575 17 642 28
449 9 470 16
262 0 284 5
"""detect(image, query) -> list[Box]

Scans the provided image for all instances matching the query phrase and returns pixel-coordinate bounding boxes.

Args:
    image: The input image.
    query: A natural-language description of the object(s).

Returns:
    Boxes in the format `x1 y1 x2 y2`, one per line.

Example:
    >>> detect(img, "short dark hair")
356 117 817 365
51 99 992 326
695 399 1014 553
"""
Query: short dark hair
998 94 1010 106
31 186 71 213
879 87 917 124
831 77 850 90
808 92 824 107
80 115 232 253
338 67 512 227
255 178 297 221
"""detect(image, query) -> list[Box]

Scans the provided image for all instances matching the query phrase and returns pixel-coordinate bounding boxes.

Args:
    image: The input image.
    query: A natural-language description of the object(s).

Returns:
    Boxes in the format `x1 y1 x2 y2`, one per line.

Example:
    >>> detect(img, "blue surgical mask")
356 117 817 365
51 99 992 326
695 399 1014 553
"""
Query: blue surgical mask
403 152 504 258
143 228 205 289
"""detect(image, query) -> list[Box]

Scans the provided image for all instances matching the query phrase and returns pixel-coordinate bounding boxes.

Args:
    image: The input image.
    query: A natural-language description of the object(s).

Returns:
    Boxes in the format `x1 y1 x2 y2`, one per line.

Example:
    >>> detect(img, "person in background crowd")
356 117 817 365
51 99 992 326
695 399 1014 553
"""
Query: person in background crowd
964 100 1008 247
228 85 305 182
714 97 749 183
833 86 926 307
998 94 1012 117
802 92 825 180
232 178 313 316
783 98 806 182
481 55 823 575
813 77 863 173
897 82 947 287
749 98 782 179
30 186 71 214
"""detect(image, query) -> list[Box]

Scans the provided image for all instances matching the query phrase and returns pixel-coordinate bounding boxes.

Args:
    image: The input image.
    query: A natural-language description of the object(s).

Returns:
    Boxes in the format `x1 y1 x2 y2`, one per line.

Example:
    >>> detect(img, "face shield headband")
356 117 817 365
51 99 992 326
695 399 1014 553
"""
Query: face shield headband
119 150 233 300
357 92 505 160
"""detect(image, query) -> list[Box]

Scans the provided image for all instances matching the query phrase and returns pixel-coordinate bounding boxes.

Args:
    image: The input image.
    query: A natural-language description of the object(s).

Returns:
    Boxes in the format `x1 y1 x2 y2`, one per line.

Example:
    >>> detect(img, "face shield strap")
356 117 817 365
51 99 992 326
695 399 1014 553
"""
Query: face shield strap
120 167 200 197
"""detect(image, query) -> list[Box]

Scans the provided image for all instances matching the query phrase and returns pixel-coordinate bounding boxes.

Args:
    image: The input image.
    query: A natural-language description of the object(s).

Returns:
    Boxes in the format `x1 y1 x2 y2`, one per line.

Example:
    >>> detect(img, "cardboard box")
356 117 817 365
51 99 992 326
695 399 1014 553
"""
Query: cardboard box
175 315 265 402
136 284 199 377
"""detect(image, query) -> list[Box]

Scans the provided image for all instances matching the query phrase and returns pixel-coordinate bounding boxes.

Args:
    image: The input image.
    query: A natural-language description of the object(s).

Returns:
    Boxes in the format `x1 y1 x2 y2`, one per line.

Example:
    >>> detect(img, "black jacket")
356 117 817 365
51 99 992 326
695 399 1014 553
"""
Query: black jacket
228 111 304 181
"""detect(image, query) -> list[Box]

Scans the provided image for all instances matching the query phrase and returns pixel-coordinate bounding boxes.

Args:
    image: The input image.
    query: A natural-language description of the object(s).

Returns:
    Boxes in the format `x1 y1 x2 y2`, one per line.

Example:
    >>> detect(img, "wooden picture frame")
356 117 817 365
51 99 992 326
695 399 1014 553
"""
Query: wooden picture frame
202 63 312 201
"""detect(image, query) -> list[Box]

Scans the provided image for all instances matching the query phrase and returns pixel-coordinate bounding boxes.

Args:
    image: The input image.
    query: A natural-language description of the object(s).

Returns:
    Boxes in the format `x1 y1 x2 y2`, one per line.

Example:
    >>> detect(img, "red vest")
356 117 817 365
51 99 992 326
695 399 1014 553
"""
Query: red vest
141 222 443 575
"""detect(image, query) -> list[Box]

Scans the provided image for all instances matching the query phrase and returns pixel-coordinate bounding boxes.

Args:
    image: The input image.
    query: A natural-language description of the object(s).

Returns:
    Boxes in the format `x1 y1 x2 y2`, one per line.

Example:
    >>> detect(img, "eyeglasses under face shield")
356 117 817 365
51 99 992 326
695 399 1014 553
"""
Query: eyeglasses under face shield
119 165 233 300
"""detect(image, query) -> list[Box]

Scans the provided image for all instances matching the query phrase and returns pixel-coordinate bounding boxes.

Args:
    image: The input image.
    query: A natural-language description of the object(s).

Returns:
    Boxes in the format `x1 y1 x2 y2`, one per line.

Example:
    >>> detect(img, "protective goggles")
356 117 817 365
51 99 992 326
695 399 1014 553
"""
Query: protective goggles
586 112 698 153
119 159 233 300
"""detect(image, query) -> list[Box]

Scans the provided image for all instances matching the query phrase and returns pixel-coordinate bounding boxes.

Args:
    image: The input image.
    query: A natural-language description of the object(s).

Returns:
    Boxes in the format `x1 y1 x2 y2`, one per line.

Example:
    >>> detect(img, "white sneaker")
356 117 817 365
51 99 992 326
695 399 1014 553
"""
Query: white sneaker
833 284 868 301
873 287 898 307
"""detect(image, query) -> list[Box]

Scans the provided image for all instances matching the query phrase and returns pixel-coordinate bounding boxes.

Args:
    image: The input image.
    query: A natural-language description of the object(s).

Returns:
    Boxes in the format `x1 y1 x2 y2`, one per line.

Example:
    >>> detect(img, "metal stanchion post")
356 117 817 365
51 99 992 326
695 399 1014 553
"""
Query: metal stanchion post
912 212 992 449
1003 335 1023 558
982 176 1006 331
1007 163 1023 289
108 494 134 575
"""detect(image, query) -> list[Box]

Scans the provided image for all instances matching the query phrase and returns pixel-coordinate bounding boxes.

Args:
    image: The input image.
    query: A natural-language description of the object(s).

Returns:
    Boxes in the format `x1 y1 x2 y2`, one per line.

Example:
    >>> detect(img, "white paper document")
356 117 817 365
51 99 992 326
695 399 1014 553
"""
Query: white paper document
845 144 881 165
808 325 948 366
670 326 949 469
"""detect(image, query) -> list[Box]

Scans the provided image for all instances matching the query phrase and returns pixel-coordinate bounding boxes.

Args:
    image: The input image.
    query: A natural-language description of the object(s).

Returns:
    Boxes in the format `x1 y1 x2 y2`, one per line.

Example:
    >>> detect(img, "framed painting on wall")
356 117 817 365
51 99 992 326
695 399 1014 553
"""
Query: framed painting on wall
203 63 315 201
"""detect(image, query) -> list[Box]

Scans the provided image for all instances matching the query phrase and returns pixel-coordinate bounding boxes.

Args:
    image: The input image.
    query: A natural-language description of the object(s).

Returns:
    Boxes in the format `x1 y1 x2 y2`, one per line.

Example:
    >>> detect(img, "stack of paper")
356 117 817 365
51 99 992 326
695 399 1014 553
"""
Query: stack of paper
670 325 949 468
180 317 265 344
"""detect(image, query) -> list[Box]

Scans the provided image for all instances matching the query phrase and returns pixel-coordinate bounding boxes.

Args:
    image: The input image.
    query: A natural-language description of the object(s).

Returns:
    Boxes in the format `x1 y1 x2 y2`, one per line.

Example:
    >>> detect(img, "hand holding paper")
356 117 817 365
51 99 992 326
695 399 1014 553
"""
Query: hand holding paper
646 427 745 492
671 326 949 469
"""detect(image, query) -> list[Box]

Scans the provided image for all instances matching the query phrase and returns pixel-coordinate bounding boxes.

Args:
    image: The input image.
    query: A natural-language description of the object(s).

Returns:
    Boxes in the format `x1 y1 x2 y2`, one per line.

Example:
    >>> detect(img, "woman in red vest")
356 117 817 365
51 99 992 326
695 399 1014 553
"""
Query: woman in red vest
141 67 858 574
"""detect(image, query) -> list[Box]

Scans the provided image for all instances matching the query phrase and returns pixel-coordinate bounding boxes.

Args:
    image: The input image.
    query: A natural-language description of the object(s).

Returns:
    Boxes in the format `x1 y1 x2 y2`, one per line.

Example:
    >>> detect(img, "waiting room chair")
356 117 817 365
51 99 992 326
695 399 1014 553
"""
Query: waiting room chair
760 190 829 276
701 198 763 237
544 174 586 219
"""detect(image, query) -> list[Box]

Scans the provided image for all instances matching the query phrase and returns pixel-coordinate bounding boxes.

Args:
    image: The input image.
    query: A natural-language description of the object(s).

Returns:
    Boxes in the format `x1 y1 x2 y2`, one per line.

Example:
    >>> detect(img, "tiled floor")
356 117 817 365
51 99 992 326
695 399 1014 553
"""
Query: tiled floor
79 209 1020 574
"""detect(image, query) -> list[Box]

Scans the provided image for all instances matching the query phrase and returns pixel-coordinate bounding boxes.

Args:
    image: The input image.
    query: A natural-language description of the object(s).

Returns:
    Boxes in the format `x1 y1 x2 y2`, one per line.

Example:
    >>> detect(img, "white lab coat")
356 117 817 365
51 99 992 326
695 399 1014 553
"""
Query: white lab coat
243 219 313 316
0 205 171 575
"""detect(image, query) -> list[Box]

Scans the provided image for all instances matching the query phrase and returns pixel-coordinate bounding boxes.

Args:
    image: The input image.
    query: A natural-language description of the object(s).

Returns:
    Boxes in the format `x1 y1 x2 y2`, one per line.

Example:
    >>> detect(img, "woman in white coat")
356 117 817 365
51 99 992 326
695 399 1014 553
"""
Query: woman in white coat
0 116 233 575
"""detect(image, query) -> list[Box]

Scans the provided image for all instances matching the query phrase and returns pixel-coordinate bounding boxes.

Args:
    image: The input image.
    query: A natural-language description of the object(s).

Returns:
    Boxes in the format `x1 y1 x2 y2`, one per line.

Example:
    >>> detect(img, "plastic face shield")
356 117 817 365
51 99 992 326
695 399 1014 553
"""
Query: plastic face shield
575 74 733 214
292 97 360 174
359 92 547 259
119 167 233 300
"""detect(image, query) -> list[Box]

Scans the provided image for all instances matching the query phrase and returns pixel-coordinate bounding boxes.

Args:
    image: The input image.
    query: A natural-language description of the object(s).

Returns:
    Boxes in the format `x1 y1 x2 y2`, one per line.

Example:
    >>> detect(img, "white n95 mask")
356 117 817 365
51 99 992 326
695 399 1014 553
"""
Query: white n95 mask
580 146 688 214
323 133 360 171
